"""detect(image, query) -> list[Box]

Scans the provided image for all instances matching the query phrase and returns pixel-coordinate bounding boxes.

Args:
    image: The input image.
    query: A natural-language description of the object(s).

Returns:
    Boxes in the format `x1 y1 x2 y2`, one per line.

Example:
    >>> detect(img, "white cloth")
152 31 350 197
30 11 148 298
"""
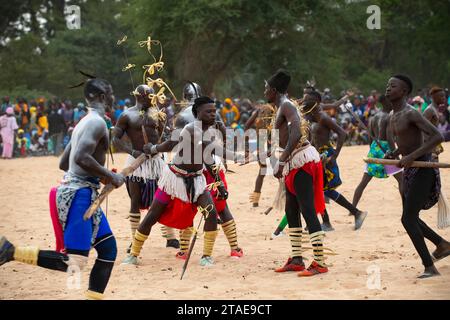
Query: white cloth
281 144 321 176
158 164 206 203
125 154 165 181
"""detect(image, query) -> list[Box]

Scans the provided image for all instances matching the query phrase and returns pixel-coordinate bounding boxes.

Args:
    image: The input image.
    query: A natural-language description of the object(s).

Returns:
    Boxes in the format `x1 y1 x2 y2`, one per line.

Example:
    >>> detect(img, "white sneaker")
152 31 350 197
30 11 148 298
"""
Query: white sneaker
121 255 138 265
270 231 285 240
199 256 214 267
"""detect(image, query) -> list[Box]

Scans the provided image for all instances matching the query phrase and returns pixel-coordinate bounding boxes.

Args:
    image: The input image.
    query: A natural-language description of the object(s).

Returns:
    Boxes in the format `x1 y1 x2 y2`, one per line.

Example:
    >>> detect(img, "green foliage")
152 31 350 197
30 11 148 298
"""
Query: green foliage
0 0 448 102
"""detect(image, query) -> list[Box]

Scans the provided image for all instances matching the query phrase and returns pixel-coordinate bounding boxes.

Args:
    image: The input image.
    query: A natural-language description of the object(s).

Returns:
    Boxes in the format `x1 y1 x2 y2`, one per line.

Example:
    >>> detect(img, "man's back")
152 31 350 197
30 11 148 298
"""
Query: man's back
69 112 107 177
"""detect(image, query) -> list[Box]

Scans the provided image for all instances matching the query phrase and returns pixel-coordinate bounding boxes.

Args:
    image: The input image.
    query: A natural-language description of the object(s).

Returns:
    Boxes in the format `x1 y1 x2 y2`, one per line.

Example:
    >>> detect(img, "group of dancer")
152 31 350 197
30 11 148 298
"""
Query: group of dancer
1 69 450 300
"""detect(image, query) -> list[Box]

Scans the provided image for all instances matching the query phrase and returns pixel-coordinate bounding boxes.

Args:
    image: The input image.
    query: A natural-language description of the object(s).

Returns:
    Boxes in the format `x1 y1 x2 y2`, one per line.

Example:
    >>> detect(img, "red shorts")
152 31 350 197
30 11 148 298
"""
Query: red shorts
284 161 325 216
203 169 228 213
154 188 197 229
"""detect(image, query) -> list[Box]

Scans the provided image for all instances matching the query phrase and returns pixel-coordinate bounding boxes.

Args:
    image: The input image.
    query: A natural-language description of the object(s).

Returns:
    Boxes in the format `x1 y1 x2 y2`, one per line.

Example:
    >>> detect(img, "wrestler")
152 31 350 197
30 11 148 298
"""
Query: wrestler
173 83 243 260
112 84 179 251
245 102 277 207
302 90 368 231
423 86 446 161
385 74 450 278
352 95 403 208
122 96 236 267
0 78 124 299
267 69 332 276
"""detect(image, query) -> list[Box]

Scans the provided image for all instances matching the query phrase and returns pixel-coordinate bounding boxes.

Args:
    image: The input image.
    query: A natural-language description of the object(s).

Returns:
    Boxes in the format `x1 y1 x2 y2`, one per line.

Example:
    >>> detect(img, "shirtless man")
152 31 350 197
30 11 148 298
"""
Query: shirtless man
385 74 450 278
423 87 446 161
267 69 331 276
123 96 236 267
302 90 367 231
112 85 179 251
352 94 403 208
244 102 277 207
0 78 124 299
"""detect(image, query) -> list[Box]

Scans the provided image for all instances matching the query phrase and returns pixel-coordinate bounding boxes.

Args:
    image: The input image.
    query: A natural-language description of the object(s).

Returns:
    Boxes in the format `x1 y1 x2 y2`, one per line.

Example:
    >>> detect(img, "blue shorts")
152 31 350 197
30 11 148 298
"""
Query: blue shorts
64 188 112 251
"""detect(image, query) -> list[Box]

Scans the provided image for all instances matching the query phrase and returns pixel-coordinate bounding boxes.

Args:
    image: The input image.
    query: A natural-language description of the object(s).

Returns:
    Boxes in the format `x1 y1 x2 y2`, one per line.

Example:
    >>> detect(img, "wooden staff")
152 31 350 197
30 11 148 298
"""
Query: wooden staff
363 157 450 168
83 153 148 220
180 213 206 280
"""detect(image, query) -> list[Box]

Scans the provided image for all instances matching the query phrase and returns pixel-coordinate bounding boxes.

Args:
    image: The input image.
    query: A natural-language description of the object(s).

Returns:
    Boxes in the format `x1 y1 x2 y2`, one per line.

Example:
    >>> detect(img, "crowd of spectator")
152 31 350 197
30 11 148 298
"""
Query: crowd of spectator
1 85 449 159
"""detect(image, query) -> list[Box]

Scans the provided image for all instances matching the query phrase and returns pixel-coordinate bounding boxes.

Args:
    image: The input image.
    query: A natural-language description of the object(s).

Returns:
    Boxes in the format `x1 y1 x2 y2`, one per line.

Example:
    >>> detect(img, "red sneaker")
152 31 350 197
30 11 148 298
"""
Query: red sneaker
297 261 328 277
275 258 305 272
175 251 187 260
230 248 244 258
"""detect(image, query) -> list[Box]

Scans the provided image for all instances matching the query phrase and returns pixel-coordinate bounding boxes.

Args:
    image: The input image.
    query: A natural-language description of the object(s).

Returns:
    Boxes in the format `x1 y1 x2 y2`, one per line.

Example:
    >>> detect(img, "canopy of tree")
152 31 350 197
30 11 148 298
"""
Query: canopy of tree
0 0 448 101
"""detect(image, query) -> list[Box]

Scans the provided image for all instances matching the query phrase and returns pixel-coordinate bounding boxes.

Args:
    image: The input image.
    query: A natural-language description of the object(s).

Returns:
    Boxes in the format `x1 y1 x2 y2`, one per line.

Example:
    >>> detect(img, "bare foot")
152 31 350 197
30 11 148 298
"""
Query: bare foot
432 239 450 262
417 265 440 279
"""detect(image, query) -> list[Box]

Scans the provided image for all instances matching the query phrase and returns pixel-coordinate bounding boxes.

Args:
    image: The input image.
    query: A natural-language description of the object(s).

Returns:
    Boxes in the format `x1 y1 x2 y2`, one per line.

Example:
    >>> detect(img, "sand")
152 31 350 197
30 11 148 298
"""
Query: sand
0 143 449 300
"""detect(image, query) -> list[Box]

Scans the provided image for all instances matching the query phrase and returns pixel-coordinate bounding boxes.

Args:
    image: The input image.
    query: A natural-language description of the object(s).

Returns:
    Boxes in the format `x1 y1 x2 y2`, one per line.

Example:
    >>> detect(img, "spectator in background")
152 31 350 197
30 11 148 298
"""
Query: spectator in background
124 98 132 110
221 98 240 127
411 96 425 111
114 100 125 125
1 96 12 115
238 98 253 127
0 107 19 159
15 129 29 157
15 98 30 130
36 108 48 136
29 106 38 133
63 126 73 148
61 99 74 128
47 101 65 156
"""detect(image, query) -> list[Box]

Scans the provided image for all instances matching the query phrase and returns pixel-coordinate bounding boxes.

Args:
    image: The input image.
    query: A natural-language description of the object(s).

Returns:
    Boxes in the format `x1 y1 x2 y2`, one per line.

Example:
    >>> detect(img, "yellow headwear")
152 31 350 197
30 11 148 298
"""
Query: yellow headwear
225 98 232 105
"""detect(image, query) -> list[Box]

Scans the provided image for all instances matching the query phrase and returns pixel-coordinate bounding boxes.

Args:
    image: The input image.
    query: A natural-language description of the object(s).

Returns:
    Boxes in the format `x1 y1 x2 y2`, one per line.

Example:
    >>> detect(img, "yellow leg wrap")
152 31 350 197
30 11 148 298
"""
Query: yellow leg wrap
13 246 39 265
203 230 218 257
249 192 261 204
221 220 239 250
130 230 148 257
179 227 194 253
129 212 141 237
85 290 104 300
309 230 337 267
161 225 177 240
288 228 304 258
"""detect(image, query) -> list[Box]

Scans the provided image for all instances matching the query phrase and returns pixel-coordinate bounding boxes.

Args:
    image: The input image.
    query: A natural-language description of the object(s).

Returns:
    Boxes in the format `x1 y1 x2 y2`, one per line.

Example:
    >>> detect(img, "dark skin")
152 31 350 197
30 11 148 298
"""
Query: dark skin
136 103 226 258
303 94 346 165
265 84 302 180
265 83 304 266
385 78 444 168
112 85 164 214
422 90 445 152
300 88 354 111
424 90 446 127
59 85 124 188
352 98 403 208
244 104 275 200
112 85 163 157
385 77 446 277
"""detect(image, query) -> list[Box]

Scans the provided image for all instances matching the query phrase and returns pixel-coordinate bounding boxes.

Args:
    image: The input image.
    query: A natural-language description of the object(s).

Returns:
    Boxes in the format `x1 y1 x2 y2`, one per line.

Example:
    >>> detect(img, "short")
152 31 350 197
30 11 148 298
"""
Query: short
64 188 112 251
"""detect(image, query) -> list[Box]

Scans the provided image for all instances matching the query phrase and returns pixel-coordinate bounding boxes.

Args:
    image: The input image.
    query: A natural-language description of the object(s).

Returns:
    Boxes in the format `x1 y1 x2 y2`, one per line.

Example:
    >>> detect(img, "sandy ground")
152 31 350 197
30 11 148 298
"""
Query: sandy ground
0 143 449 300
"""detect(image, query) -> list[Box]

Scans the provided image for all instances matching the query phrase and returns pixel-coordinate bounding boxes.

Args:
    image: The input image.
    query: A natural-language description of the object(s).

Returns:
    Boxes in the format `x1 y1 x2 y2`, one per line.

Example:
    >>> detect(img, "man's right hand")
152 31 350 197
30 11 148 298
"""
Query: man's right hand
110 172 125 188
143 143 153 155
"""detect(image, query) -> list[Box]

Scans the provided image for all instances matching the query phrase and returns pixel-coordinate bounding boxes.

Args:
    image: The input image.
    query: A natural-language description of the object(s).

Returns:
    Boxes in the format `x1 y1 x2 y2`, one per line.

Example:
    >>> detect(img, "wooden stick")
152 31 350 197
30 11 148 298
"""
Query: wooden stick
180 214 205 280
363 157 450 168
83 153 148 220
